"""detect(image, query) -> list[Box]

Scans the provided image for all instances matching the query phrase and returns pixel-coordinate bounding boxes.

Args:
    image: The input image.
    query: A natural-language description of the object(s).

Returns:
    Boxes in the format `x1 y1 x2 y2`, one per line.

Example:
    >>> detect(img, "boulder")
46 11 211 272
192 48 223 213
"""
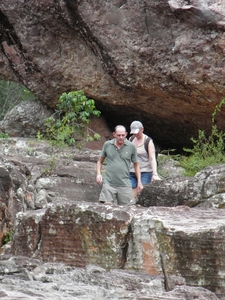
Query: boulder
0 100 53 137
0 1 225 148
138 164 225 207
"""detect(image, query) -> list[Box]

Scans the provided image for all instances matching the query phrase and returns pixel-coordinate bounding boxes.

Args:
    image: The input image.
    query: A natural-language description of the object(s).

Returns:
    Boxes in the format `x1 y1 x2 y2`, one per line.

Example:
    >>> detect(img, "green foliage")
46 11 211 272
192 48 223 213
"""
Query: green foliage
36 131 43 141
0 133 9 139
26 147 34 156
156 150 184 179
3 230 13 245
0 80 36 121
43 156 56 176
44 90 101 147
179 98 225 176
160 148 177 156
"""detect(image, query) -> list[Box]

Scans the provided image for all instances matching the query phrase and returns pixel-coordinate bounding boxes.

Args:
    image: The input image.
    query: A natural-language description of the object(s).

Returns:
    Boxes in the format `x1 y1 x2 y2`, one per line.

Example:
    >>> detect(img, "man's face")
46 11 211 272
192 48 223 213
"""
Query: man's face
113 128 127 144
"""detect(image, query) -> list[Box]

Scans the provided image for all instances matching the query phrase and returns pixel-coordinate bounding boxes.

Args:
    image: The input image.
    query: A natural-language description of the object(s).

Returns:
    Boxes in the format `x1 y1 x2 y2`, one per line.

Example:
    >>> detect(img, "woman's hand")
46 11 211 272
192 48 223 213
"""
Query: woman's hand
152 174 162 181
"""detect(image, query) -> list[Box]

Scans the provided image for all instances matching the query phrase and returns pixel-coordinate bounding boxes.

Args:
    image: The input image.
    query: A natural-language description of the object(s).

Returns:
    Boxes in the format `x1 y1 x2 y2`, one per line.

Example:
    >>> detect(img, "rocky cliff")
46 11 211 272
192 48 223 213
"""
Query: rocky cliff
0 0 225 149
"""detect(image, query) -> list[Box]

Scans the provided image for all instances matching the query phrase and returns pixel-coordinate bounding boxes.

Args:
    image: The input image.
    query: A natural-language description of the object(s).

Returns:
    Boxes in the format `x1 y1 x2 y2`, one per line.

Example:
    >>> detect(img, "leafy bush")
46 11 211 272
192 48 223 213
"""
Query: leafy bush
0 133 9 139
179 98 225 176
43 90 101 147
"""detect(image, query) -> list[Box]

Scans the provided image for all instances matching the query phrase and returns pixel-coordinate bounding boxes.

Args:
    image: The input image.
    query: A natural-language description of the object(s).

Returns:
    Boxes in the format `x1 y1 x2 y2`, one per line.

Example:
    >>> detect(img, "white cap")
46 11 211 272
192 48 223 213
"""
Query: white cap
130 121 143 134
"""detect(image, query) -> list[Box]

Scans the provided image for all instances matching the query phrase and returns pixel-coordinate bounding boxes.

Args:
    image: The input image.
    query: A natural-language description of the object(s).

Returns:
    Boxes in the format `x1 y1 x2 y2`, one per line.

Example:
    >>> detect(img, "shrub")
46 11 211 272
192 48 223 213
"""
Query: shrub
44 90 101 147
179 98 225 176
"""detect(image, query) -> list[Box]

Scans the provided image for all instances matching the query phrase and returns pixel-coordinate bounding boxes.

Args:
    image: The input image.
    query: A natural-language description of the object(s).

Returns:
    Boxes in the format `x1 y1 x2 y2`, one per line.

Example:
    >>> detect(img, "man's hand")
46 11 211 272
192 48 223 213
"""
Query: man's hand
96 157 104 185
96 174 103 184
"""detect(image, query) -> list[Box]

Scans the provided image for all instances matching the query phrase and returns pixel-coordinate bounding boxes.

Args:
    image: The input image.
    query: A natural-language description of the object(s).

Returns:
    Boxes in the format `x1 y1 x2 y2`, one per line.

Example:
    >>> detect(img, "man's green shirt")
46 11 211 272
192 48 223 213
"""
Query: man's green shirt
100 139 138 187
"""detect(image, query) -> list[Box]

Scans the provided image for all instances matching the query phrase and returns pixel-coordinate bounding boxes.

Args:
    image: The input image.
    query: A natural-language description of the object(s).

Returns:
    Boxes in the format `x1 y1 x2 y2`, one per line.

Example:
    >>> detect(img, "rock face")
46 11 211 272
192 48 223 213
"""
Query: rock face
0 100 112 149
12 203 131 269
0 100 54 137
1 1 225 149
138 164 225 207
127 206 225 298
8 203 225 299
0 137 102 248
0 137 224 298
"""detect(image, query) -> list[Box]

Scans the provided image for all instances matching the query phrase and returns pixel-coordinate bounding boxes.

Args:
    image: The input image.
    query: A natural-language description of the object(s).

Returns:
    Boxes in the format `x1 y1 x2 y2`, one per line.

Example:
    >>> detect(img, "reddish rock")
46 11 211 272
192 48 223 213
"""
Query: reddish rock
8 202 225 298
0 1 225 148
11 203 133 270
126 206 225 298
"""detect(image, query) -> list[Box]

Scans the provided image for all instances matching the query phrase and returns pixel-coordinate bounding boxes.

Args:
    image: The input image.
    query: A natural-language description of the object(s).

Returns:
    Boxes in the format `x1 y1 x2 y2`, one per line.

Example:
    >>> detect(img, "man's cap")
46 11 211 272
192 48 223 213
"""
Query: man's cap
130 121 143 134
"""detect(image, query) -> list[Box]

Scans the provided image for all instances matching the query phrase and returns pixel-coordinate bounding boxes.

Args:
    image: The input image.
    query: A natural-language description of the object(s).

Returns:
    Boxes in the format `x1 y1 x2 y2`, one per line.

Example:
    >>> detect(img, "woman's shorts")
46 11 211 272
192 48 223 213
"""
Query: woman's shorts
130 172 152 189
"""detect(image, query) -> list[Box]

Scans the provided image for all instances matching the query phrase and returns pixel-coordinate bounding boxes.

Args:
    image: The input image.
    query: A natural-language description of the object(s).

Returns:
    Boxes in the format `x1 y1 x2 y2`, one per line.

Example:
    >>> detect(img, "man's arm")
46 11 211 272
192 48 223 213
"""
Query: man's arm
133 162 143 193
96 157 105 184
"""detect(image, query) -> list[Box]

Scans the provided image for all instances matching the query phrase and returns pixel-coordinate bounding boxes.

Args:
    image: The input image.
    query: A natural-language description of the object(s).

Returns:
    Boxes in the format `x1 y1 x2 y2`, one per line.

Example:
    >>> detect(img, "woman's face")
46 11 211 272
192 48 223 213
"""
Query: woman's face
133 128 144 139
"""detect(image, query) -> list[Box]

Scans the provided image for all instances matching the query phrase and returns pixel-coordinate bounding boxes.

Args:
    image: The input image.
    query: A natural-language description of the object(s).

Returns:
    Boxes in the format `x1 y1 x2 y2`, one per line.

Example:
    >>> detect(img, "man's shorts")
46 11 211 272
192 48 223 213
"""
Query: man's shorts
99 183 136 206
130 172 152 189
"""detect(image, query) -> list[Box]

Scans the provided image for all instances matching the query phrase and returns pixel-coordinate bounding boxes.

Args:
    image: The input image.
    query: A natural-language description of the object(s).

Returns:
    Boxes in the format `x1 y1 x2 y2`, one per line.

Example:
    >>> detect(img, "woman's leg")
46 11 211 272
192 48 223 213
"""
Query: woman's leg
130 172 138 198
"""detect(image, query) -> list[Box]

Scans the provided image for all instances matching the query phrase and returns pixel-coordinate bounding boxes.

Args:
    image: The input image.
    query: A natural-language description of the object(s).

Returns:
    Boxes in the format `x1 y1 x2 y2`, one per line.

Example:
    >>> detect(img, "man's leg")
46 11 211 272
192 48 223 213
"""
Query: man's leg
116 187 136 206
99 184 117 204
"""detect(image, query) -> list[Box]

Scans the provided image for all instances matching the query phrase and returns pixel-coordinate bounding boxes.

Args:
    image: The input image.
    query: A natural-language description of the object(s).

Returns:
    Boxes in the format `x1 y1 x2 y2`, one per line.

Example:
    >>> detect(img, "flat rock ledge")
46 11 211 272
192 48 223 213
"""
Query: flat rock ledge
3 202 225 299
0 257 218 300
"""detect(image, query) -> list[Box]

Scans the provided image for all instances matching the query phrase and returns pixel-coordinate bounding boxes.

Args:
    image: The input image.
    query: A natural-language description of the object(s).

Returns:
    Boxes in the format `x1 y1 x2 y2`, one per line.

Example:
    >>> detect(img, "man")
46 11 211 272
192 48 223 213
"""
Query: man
96 125 143 205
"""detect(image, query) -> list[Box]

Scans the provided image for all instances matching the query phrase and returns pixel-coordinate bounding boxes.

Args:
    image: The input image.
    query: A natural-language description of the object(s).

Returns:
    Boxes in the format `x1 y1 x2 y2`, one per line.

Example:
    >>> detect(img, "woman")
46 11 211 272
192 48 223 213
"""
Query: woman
129 120 161 198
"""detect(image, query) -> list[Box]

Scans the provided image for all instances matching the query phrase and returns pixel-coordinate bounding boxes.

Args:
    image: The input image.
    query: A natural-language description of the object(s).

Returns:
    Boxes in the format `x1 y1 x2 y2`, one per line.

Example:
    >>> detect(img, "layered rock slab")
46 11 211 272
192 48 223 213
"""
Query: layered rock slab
11 203 133 270
127 206 225 299
9 203 225 299
0 258 218 299
138 164 225 208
